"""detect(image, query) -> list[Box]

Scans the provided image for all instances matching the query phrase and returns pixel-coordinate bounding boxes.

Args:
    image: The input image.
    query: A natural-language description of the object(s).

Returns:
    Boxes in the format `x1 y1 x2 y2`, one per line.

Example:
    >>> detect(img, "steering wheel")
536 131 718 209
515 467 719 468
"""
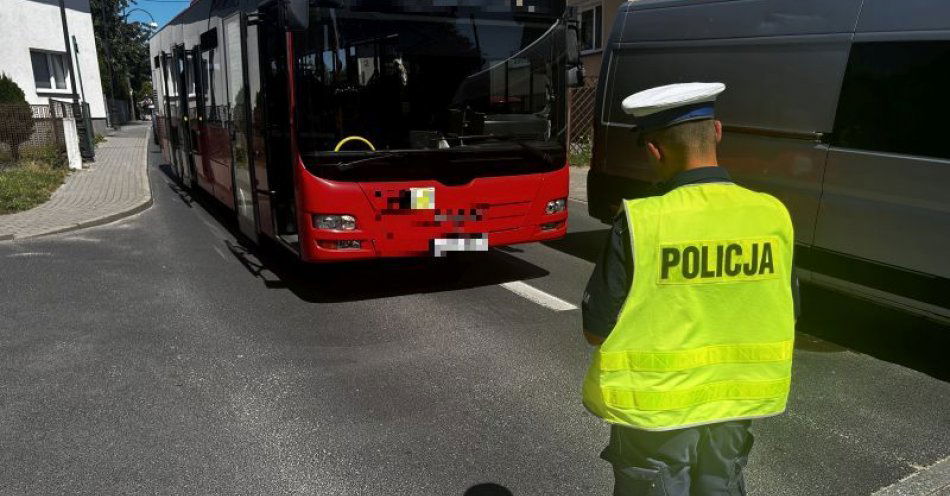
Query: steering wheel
334 136 376 152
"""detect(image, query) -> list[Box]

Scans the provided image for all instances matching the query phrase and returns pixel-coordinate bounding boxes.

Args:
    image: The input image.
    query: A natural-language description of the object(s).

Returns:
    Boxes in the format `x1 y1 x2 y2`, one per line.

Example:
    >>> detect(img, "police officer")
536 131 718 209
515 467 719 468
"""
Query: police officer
581 82 800 495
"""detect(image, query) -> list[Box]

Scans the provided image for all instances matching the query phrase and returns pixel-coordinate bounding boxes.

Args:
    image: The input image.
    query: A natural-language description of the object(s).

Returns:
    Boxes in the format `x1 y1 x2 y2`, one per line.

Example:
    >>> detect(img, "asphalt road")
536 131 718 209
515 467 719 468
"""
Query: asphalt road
1 142 949 495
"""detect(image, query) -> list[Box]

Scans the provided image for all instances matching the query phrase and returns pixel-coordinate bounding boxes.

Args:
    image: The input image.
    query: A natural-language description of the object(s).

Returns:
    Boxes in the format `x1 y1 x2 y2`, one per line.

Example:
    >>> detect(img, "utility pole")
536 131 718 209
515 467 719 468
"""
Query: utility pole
72 36 87 103
59 0 95 161
57 0 80 105
72 35 95 160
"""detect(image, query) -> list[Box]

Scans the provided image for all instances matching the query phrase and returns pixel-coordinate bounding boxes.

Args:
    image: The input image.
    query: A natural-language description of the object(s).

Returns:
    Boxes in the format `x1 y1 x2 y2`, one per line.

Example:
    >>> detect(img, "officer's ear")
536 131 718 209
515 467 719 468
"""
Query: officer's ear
646 141 663 162
714 120 723 144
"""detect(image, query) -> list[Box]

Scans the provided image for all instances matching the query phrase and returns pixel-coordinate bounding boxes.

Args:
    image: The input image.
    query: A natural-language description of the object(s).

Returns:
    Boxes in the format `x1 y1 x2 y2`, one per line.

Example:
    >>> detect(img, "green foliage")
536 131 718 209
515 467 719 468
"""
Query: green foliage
0 162 68 214
94 134 106 145
0 73 27 103
569 137 592 167
17 144 66 168
136 81 153 102
91 0 152 103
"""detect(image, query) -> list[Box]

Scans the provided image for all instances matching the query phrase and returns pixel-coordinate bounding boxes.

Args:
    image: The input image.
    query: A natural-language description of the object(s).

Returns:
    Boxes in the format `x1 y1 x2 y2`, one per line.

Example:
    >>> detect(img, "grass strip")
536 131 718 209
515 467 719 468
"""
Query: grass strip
0 163 68 214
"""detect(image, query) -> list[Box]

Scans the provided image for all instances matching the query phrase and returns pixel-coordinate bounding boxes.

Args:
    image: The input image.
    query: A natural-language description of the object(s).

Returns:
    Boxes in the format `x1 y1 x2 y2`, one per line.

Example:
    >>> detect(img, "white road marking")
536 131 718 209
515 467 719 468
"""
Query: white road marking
500 281 578 312
6 252 52 258
871 454 950 496
212 245 229 262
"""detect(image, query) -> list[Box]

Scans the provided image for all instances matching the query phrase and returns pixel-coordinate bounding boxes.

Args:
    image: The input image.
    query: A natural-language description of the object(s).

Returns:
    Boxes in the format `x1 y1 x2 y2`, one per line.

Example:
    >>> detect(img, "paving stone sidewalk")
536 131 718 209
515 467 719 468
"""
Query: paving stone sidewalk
569 165 588 203
0 122 151 240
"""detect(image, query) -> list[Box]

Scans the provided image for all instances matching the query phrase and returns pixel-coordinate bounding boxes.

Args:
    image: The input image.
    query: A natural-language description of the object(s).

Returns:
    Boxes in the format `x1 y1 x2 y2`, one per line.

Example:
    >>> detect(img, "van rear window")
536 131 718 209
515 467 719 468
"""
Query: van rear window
832 41 950 160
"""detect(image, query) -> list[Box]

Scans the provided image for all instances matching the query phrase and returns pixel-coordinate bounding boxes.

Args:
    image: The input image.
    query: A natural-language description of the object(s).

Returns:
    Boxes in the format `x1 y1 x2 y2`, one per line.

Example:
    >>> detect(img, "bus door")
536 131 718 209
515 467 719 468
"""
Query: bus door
172 44 196 186
186 47 207 189
245 13 274 238
195 42 217 190
158 52 174 164
161 53 180 173
224 13 259 242
257 2 298 248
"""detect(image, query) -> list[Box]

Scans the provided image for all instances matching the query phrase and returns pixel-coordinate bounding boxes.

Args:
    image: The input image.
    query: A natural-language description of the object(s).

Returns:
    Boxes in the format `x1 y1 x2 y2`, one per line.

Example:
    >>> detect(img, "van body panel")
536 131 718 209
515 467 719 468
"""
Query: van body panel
815 36 950 281
590 0 950 316
601 35 852 134
590 9 625 174
594 33 852 243
719 135 827 245
816 151 950 279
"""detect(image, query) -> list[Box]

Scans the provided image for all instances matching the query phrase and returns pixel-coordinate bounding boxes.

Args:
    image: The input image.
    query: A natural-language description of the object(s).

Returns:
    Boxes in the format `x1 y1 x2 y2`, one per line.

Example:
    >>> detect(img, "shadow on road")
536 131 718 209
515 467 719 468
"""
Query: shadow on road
162 175 198 209
226 239 550 303
464 483 514 496
797 282 950 381
541 228 610 263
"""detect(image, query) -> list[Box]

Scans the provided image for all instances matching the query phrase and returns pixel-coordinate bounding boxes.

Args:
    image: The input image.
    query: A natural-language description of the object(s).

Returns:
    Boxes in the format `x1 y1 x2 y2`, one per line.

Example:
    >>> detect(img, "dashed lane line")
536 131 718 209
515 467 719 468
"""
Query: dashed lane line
499 281 578 312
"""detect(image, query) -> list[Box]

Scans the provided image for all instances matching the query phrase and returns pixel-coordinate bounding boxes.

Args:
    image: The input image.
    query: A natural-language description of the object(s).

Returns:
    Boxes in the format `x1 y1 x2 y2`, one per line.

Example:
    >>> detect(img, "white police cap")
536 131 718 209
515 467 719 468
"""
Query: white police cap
621 82 726 133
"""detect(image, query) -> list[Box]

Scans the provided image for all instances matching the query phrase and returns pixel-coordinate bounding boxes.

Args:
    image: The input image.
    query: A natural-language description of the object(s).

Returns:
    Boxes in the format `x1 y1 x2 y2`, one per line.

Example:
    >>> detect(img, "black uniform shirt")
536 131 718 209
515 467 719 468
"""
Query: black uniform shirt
582 166 800 338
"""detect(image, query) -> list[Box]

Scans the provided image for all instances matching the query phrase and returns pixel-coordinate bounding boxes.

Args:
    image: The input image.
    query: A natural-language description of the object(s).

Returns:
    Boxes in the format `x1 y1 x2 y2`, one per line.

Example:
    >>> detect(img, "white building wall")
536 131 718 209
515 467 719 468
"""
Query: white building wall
0 0 107 120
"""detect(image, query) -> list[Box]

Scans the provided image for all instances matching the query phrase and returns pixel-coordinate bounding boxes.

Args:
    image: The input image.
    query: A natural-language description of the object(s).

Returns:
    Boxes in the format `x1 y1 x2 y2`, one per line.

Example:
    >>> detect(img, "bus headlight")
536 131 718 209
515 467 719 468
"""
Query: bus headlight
545 198 566 214
314 214 357 230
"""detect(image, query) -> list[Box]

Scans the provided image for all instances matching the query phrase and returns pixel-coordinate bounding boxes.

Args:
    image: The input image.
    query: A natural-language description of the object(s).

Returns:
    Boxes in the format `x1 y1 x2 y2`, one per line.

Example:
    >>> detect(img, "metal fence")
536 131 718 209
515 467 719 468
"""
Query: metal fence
569 77 599 145
0 103 68 168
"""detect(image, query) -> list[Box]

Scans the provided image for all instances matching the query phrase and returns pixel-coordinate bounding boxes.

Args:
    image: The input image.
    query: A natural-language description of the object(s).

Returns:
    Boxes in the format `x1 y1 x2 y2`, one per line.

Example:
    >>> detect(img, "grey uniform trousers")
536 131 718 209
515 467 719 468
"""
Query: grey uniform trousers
601 420 754 496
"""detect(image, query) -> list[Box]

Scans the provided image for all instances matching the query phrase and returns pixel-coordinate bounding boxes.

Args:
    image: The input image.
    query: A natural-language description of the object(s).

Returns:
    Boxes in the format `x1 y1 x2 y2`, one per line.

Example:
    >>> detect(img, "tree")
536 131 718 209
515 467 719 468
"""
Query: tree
0 73 35 161
0 73 27 102
90 0 151 121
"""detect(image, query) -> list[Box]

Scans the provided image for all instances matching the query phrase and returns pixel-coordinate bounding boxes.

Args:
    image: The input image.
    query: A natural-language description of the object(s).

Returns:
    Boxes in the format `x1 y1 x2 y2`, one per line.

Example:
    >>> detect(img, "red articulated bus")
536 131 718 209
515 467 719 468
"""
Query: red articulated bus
149 0 583 261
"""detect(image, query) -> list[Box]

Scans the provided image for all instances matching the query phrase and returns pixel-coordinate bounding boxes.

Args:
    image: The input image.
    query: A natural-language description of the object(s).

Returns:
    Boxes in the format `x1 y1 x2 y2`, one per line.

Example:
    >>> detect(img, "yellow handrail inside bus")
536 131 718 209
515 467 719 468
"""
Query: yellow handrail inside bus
334 136 376 152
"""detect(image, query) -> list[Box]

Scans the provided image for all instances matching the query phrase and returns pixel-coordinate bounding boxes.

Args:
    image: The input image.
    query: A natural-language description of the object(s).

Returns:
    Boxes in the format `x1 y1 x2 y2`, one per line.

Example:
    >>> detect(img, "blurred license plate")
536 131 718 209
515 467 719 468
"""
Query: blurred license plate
410 187 435 209
433 236 488 257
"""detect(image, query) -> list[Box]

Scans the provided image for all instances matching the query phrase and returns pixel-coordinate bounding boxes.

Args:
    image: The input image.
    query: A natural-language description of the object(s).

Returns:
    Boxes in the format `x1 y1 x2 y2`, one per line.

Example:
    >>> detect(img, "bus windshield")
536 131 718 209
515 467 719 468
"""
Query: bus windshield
293 2 568 175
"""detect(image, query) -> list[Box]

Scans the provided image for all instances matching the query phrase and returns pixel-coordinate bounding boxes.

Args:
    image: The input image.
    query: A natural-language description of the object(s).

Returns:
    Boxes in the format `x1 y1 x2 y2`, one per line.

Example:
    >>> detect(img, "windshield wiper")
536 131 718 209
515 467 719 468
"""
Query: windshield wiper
454 134 557 167
334 151 407 171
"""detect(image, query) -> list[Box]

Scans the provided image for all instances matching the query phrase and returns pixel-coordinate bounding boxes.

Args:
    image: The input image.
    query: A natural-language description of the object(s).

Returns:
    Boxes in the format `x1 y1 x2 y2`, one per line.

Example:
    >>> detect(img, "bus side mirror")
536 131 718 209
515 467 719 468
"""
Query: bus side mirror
280 0 310 32
565 13 585 88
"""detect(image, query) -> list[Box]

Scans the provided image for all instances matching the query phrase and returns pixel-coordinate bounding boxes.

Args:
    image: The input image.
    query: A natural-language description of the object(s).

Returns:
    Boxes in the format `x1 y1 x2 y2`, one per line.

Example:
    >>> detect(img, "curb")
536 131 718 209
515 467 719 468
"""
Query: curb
4 125 153 241
22 197 154 239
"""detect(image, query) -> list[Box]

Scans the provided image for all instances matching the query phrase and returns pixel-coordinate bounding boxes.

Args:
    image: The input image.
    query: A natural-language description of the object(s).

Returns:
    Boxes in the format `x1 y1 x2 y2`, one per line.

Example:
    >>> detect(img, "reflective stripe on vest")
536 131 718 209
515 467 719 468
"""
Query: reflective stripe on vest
602 377 791 411
582 182 796 431
599 340 794 372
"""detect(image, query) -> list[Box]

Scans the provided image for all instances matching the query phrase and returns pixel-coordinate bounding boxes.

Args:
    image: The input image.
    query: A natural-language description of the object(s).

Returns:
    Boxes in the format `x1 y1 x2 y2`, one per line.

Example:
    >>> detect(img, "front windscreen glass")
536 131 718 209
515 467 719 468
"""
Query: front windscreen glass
293 2 567 179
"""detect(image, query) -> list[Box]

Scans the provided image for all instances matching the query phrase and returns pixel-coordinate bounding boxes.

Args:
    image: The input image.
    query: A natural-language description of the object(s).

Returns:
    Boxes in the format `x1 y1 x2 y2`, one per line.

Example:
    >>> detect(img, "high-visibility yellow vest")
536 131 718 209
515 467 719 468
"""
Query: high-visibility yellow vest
583 182 795 431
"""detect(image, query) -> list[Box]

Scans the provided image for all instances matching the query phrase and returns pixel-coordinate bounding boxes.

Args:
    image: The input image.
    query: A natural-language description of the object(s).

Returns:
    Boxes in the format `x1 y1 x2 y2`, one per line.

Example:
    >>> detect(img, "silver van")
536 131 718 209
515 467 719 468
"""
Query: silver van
587 0 949 322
